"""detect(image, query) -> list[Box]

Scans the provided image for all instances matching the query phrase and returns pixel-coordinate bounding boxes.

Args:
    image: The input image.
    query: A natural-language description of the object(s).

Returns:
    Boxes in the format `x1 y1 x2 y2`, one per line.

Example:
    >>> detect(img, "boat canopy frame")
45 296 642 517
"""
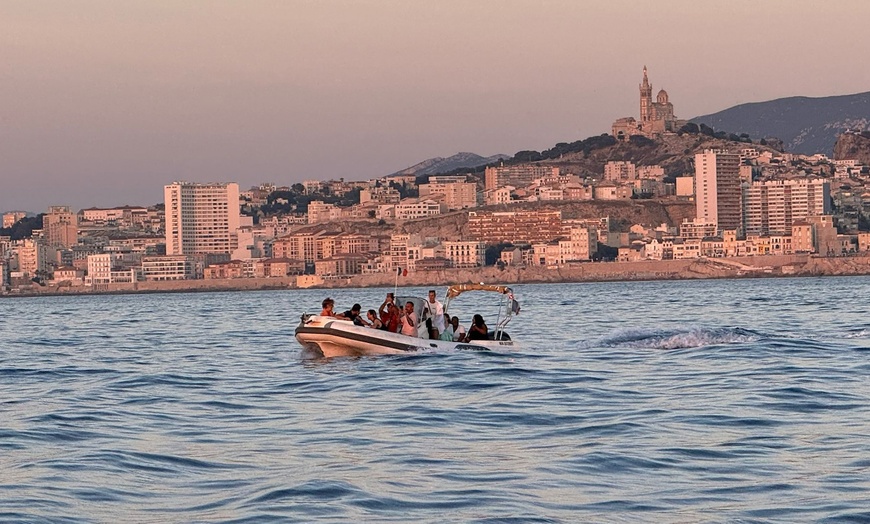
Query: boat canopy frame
443 283 520 340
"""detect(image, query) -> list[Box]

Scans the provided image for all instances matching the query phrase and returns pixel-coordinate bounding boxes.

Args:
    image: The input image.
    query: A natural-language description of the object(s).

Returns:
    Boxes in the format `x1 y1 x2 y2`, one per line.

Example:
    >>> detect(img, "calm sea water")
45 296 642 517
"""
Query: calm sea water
2 277 870 523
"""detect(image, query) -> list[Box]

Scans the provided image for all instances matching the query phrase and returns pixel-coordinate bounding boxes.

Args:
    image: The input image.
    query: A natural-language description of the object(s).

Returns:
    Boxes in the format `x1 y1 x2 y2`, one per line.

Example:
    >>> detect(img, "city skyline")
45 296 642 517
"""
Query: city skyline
2 0 870 212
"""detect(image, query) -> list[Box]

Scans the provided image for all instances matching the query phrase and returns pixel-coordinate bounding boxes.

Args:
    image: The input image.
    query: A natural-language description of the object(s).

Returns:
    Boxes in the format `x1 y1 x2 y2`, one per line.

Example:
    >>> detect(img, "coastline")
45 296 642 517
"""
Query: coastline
4 254 870 298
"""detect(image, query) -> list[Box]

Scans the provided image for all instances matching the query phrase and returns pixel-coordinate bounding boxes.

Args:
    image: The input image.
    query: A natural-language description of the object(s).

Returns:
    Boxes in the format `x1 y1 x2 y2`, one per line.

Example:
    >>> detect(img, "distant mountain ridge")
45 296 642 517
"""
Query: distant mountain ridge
389 152 510 178
691 91 870 156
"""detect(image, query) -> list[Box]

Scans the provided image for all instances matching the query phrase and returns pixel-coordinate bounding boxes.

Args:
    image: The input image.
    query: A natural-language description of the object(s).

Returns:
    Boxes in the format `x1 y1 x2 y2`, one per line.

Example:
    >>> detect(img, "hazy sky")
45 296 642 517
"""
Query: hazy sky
2 0 869 212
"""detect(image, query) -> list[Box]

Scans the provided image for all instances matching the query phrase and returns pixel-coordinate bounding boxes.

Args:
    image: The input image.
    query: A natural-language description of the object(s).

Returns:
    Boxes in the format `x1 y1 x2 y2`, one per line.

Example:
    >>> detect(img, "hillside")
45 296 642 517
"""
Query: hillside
691 91 870 156
390 152 510 178
535 132 777 179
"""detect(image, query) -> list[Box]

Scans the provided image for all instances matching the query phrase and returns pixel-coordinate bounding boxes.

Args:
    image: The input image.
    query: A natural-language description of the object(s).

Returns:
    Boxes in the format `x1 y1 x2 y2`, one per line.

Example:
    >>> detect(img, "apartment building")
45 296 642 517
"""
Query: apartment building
43 206 78 249
79 206 149 225
743 178 831 235
307 201 343 224
393 199 445 220
680 218 717 240
272 230 328 264
467 210 563 244
604 161 637 182
359 187 401 205
483 186 514 206
418 176 477 210
86 254 113 285
443 241 486 268
142 255 195 281
15 238 48 278
164 182 241 256
485 164 559 191
389 234 421 270
695 150 742 232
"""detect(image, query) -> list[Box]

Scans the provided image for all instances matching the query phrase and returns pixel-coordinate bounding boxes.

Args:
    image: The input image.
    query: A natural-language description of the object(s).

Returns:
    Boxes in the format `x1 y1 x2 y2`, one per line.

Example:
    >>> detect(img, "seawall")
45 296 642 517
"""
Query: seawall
5 255 870 298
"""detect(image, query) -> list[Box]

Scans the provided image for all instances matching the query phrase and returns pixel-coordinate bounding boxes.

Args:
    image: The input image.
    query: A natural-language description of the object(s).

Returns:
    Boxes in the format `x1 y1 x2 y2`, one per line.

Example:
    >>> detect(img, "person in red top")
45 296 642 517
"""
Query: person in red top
378 293 400 332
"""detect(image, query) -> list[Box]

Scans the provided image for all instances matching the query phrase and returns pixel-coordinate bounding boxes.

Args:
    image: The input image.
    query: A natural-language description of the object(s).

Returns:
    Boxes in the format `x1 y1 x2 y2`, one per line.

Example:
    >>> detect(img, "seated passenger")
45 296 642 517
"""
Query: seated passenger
425 318 439 340
366 309 383 330
450 316 466 341
465 314 488 341
320 298 340 317
341 303 366 326
440 320 455 341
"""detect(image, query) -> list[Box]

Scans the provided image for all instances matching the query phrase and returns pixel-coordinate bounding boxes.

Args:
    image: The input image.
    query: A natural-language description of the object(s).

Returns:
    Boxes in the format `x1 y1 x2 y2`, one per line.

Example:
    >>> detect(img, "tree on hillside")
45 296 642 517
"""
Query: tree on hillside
678 123 700 135
513 150 543 162
628 135 656 147
485 242 515 266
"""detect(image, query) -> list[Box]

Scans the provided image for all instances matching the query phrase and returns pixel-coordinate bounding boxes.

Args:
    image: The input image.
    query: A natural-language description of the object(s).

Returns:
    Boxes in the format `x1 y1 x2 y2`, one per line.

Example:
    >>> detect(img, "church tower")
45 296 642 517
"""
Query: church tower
639 66 653 124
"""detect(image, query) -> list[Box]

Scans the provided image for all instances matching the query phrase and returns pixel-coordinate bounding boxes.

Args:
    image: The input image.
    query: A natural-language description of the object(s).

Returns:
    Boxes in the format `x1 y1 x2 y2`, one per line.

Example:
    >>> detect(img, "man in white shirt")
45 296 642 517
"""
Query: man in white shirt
400 301 419 337
425 290 446 334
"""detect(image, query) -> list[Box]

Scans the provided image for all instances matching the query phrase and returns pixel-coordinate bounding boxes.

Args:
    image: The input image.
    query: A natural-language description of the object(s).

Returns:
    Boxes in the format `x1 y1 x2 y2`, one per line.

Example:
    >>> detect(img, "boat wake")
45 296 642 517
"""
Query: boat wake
590 327 761 350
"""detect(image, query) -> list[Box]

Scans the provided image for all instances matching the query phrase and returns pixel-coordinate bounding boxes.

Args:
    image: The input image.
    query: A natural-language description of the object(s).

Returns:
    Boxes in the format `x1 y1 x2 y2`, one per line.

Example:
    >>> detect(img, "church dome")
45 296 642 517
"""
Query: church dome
657 89 669 104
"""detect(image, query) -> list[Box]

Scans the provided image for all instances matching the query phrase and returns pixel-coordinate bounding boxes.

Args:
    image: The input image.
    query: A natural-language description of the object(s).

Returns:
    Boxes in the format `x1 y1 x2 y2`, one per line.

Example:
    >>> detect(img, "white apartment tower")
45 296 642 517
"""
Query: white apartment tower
694 150 742 232
164 182 241 255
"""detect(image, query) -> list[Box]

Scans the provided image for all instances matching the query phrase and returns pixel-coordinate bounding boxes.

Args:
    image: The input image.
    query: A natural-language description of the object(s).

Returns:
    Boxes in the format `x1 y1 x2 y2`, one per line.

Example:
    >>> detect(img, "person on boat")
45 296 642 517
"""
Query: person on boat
378 293 400 332
450 316 466 341
366 309 383 330
320 298 344 318
425 318 439 340
464 314 488 341
439 319 455 341
340 303 367 326
424 290 446 334
399 301 419 337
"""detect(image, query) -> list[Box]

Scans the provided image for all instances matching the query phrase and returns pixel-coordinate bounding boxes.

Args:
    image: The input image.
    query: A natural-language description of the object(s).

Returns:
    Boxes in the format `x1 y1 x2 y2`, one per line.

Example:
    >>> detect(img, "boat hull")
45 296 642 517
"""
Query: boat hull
295 315 515 358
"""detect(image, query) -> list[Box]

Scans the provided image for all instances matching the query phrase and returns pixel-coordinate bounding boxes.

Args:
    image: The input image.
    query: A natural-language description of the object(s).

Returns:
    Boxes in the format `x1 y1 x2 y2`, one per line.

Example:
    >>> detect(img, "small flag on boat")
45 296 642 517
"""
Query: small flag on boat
396 267 408 277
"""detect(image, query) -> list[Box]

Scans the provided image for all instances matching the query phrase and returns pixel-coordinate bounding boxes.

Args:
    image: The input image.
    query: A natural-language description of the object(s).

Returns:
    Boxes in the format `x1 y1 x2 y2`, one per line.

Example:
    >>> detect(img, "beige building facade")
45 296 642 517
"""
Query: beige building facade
695 150 742 233
164 182 241 256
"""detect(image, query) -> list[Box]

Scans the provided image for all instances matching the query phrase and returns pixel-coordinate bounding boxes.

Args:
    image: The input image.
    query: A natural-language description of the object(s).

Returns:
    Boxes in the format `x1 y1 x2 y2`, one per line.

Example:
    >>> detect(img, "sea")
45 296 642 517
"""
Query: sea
1 276 869 523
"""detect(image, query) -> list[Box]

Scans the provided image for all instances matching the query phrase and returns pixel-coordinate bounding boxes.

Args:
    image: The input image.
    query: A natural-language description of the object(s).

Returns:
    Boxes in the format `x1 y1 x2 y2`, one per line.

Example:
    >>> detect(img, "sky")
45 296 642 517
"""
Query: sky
1 0 869 213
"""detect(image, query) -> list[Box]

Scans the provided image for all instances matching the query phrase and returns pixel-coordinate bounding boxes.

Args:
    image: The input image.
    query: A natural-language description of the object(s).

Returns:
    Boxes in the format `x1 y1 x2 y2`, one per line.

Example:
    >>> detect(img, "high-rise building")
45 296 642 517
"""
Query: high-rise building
164 182 241 256
43 206 78 249
694 150 742 232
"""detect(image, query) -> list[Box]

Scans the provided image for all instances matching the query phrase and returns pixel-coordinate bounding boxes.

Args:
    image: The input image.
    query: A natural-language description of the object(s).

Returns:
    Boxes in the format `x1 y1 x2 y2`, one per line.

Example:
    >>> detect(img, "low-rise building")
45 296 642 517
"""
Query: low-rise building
142 255 195 281
393 199 446 220
443 241 486 268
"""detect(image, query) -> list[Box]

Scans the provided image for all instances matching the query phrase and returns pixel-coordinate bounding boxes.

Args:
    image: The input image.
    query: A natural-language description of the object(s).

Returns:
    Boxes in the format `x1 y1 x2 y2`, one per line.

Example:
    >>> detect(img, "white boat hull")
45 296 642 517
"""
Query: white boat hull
295 315 516 358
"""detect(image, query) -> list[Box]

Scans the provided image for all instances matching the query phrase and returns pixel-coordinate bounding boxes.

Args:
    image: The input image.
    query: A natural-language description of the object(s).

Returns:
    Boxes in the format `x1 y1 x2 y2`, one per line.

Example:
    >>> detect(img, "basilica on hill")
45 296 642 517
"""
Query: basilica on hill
611 66 686 141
